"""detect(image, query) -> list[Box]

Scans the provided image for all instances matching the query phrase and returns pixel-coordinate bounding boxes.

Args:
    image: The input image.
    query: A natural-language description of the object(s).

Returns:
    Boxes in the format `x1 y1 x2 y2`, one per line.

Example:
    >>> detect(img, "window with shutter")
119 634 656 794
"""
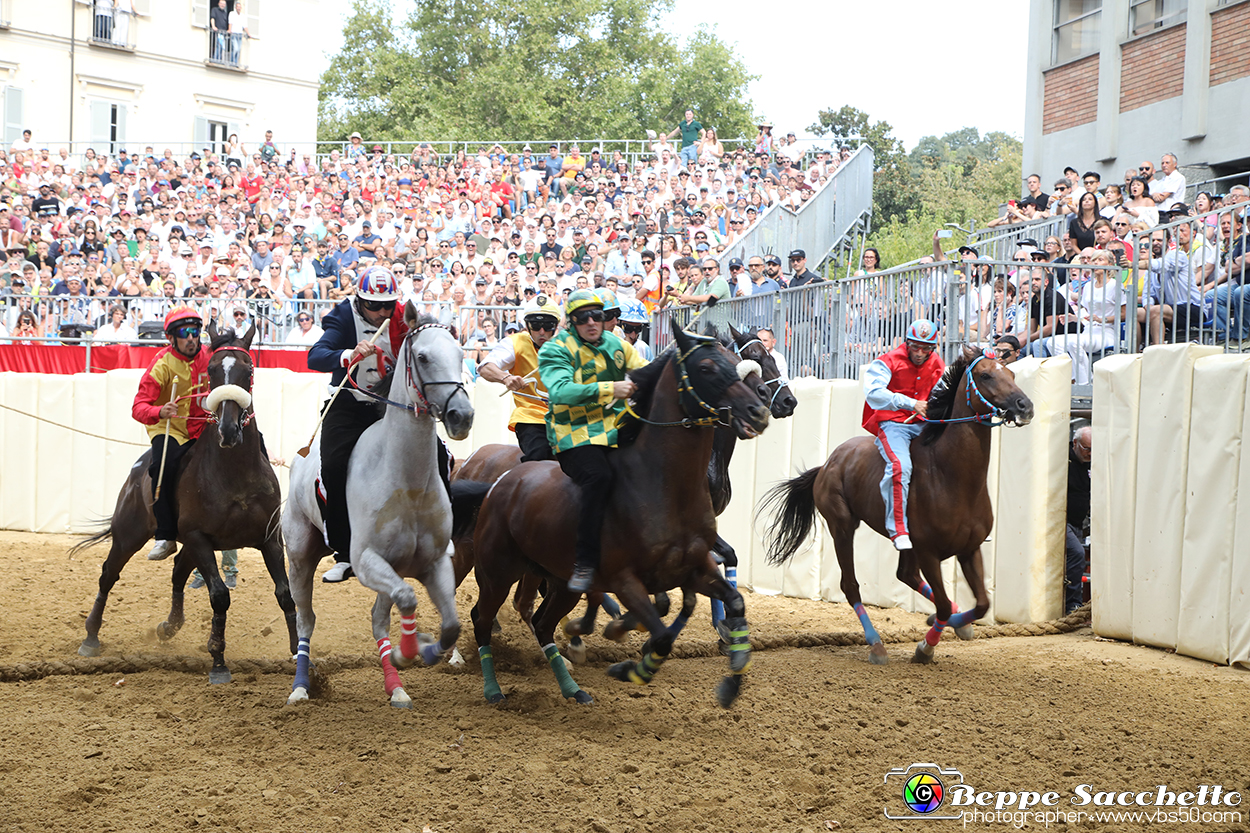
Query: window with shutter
191 0 208 28
246 0 259 38
3 87 23 149
193 115 209 153
90 100 112 153
132 0 151 15
113 104 127 153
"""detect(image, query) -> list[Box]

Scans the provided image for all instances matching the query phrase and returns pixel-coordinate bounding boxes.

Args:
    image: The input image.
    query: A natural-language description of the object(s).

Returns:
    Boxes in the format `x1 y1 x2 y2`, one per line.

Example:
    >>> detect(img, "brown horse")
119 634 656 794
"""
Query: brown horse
73 323 298 683
470 322 770 707
760 346 1034 665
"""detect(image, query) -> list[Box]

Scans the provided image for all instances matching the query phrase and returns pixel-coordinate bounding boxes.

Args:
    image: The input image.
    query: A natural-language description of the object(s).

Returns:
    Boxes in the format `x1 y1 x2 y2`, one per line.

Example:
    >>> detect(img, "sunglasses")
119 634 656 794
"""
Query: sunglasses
173 325 201 339
622 323 644 334
360 298 396 312
527 320 557 332
572 309 606 324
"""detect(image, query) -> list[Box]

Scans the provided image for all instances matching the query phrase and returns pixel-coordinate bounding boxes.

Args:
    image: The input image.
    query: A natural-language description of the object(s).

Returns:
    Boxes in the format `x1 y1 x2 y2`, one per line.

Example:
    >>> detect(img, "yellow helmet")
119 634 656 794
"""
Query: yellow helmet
564 288 604 316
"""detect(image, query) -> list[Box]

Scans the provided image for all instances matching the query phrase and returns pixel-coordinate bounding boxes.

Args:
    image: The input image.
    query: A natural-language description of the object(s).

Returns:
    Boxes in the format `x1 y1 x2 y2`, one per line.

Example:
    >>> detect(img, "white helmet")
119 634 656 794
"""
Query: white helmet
357 265 400 301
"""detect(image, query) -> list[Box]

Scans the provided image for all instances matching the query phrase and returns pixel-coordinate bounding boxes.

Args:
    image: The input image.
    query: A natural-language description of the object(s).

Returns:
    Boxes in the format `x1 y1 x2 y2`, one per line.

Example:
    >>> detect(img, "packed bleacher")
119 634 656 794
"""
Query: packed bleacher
0 120 850 362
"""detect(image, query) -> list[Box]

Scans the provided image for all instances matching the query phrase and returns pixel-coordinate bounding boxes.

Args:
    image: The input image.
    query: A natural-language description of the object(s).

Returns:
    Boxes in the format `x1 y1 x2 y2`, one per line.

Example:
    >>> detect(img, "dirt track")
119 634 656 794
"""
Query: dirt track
2 530 1248 833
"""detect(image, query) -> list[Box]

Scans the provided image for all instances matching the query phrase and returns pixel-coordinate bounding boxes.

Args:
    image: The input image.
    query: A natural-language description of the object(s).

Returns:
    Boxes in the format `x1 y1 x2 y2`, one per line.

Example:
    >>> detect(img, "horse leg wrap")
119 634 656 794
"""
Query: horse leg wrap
600 595 622 619
917 581 962 615
948 609 977 629
723 616 752 674
925 618 947 647
543 643 583 700
399 614 419 661
853 603 882 646
479 646 503 702
376 638 403 696
667 608 692 640
292 637 311 693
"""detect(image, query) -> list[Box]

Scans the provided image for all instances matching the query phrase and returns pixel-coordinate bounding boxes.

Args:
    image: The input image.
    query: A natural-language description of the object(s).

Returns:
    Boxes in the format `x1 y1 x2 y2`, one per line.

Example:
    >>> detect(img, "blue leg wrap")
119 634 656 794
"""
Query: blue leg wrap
916 580 935 602
292 637 311 692
949 609 977 629
854 603 881 645
600 595 622 619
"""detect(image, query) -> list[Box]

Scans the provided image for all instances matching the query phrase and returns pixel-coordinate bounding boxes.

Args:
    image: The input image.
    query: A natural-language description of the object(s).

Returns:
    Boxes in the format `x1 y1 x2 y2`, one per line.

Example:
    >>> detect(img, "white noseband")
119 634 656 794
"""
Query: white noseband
736 359 762 381
204 384 252 412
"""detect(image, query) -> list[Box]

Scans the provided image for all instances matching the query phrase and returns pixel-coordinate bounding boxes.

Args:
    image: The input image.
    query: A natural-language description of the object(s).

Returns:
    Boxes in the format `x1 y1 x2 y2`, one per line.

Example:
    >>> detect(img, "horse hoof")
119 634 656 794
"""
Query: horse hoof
390 689 412 709
448 647 466 668
391 646 417 669
287 687 309 705
603 620 630 643
715 675 744 709
491 617 502 635
911 642 936 665
156 621 179 642
572 690 593 705
926 613 936 627
487 692 506 705
78 638 102 658
954 624 975 641
209 667 232 685
869 642 889 665
606 661 634 682
566 639 587 665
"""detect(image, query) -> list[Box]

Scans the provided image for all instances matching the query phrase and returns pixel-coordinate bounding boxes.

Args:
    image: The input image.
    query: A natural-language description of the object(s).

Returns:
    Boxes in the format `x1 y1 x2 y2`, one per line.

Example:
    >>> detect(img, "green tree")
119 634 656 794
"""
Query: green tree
809 105 910 223
319 0 756 145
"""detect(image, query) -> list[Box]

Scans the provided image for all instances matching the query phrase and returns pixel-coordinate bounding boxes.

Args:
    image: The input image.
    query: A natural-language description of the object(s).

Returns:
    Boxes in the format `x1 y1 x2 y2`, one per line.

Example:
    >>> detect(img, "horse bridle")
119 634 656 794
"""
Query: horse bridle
204 344 255 429
626 339 738 429
401 322 467 419
928 352 1006 426
732 336 790 408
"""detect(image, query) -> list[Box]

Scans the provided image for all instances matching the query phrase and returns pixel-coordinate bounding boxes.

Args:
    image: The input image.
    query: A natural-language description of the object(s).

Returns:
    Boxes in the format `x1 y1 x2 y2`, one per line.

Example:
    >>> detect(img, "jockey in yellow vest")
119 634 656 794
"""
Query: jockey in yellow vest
477 295 562 462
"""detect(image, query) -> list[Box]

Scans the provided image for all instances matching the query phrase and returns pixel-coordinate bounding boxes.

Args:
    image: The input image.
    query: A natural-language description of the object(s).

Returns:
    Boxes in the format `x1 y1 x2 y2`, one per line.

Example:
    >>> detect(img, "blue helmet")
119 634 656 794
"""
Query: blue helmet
357 265 400 301
906 319 939 345
593 287 620 313
618 297 648 325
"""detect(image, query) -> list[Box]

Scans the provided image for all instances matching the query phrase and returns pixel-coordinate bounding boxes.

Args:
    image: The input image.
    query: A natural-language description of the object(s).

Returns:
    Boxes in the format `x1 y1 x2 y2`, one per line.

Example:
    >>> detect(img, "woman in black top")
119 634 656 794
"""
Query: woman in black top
1067 191 1100 250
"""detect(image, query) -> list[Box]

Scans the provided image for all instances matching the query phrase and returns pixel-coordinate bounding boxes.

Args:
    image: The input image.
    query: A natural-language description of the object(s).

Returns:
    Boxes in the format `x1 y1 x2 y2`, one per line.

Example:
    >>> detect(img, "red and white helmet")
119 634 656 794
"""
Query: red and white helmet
905 318 939 345
357 265 400 301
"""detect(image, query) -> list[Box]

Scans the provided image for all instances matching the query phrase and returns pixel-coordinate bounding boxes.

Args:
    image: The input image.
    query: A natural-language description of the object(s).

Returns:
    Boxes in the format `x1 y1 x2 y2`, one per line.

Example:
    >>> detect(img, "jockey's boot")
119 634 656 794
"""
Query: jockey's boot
147 539 177 561
567 562 594 594
893 534 913 551
322 560 355 583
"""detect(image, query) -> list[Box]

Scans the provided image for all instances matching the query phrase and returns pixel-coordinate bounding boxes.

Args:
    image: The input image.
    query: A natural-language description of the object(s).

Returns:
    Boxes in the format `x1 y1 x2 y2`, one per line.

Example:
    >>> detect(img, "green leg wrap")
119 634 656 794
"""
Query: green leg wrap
724 618 752 674
630 650 668 684
479 646 503 702
543 643 582 700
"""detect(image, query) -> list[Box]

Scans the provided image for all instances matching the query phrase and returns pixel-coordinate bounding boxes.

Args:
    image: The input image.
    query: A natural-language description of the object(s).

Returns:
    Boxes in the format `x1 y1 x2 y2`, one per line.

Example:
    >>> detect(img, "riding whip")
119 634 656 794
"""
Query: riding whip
297 317 390 458
153 379 177 501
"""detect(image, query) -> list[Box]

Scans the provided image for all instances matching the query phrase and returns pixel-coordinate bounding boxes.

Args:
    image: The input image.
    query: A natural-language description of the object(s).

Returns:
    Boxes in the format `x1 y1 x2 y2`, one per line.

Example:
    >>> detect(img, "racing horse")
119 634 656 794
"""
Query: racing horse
283 306 476 707
470 321 771 708
761 345 1034 665
74 323 298 684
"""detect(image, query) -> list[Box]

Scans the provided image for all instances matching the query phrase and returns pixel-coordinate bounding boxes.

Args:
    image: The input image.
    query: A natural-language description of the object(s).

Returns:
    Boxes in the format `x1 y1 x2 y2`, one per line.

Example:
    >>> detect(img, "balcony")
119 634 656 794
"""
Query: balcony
205 29 249 72
89 2 137 52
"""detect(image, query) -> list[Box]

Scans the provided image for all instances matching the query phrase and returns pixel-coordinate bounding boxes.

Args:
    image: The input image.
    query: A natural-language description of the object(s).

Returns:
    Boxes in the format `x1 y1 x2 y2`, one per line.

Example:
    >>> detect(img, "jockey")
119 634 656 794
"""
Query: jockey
538 288 648 593
132 306 211 561
308 265 451 583
617 301 653 361
477 294 561 462
861 318 946 551
594 287 622 336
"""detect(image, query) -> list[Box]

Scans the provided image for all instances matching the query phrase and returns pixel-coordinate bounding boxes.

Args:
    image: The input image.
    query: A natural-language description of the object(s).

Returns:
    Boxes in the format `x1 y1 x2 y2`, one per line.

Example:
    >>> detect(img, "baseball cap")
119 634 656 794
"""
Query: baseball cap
728 258 744 269
788 249 806 260
695 242 710 252
764 254 781 265
958 245 979 257
1017 238 1040 250
474 277 488 285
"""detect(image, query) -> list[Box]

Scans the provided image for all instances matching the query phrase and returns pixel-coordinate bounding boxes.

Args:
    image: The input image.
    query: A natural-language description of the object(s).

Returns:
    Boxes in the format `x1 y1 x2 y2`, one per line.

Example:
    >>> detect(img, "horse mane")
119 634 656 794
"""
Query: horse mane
615 346 675 446
919 345 980 446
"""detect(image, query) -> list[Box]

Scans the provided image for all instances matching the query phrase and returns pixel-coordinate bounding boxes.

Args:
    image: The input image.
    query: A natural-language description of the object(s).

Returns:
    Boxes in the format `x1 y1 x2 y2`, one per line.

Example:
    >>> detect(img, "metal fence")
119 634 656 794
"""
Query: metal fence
717 145 875 276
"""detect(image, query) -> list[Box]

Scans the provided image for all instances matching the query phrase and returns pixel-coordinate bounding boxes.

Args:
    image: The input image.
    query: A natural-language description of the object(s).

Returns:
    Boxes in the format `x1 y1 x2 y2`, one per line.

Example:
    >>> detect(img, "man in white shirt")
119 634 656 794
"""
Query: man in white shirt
1153 153 1186 213
758 327 789 380
285 309 324 346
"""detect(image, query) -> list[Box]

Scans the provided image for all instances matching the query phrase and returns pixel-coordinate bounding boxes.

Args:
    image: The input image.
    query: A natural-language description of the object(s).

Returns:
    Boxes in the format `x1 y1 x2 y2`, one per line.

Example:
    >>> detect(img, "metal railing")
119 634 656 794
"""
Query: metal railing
206 29 249 71
89 2 135 50
1187 170 1250 203
715 145 874 276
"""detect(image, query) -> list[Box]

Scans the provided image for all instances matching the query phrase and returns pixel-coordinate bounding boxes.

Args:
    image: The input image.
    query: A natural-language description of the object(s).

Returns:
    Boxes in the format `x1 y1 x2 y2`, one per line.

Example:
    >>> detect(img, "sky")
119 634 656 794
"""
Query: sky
314 0 1029 152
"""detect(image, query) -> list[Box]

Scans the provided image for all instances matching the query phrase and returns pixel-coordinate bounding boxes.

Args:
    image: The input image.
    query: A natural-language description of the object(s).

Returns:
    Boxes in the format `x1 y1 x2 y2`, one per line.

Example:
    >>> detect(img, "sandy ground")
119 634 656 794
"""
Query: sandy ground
1 530 1248 833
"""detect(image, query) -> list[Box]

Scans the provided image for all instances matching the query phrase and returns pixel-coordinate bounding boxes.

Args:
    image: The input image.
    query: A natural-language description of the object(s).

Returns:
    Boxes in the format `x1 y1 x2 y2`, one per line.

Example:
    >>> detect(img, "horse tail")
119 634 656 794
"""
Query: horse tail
449 480 492 540
68 517 114 558
758 467 820 566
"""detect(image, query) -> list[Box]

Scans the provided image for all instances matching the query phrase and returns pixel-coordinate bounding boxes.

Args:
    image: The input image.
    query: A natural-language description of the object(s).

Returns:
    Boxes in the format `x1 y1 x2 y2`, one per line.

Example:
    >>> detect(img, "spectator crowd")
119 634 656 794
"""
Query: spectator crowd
0 117 850 361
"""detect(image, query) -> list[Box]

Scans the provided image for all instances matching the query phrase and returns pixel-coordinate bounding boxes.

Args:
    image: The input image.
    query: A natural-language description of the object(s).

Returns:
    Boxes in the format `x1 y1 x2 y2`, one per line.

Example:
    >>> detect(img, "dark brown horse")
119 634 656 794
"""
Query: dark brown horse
73 323 297 683
470 322 770 707
761 346 1034 665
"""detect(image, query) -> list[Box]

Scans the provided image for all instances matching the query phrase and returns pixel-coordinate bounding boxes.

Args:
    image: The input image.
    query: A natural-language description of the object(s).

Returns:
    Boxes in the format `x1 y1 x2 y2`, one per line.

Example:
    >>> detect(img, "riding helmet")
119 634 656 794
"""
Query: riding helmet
905 318 940 345
357 265 401 301
522 295 561 326
565 288 604 316
164 306 202 334
593 287 621 313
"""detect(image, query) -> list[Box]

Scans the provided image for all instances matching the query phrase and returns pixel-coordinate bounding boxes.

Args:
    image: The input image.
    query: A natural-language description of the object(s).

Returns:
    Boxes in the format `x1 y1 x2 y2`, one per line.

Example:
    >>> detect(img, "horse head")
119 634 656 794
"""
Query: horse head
955 345 1035 426
728 323 798 418
402 301 474 440
204 321 256 448
672 318 769 440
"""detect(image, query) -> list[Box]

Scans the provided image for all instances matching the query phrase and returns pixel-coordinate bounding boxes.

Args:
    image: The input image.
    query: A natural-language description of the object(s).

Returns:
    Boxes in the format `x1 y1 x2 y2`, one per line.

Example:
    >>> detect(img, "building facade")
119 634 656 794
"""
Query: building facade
0 0 321 160
1024 0 1250 191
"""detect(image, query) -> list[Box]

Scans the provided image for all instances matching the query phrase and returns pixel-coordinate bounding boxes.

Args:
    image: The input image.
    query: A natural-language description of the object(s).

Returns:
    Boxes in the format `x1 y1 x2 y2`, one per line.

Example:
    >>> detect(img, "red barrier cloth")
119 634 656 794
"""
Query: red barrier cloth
0 344 317 374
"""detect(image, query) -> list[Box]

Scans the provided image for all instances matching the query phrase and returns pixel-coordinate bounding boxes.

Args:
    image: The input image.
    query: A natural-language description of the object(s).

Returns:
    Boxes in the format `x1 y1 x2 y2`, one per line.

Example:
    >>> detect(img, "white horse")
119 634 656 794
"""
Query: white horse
283 304 475 707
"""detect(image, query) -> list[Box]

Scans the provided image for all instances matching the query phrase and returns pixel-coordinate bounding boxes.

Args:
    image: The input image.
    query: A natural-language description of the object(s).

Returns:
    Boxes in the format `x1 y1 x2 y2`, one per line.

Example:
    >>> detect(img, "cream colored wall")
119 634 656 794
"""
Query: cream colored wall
1093 344 1250 666
1 359 1072 624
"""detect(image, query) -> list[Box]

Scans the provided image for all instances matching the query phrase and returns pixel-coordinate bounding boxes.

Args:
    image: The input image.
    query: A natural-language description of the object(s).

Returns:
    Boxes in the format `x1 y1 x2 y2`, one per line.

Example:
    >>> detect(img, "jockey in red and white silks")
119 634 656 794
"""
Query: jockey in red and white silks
861 319 945 551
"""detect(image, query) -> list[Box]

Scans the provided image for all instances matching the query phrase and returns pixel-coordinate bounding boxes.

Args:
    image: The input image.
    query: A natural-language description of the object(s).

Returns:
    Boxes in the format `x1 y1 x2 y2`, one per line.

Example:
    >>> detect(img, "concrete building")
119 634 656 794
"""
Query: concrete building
1023 0 1250 193
0 0 320 160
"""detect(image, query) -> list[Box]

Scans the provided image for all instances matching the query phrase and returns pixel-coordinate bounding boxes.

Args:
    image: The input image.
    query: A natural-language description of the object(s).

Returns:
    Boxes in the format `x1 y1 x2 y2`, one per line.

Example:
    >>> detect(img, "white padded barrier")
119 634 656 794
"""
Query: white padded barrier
1090 354 1141 641
1131 343 1220 649
781 378 832 599
818 379 867 605
1177 355 1249 663
721 416 758 591
1230 376 1250 669
746 392 794 596
992 356 1070 624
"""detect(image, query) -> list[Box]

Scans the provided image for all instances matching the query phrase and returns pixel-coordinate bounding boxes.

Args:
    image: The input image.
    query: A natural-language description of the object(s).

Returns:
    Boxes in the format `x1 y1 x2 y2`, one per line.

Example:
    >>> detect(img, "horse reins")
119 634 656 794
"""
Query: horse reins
732 336 791 409
347 322 466 419
201 344 257 428
623 341 734 429
918 353 1008 427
